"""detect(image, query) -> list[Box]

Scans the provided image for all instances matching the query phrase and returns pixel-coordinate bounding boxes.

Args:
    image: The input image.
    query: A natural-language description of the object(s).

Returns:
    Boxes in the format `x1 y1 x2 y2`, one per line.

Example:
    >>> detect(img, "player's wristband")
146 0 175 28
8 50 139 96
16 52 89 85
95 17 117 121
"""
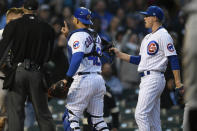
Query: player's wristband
168 55 180 70
129 55 141 65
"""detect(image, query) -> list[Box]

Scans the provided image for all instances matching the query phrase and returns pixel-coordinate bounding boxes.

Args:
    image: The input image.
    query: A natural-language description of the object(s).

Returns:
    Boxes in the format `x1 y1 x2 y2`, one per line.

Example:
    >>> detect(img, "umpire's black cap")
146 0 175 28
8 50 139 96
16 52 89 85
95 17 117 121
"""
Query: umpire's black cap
24 0 39 10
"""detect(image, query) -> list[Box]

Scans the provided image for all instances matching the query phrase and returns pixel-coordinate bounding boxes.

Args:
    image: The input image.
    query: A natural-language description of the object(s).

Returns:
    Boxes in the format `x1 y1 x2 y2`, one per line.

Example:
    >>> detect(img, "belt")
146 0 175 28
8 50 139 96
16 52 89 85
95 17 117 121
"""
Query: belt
78 72 101 75
139 71 164 77
18 59 41 71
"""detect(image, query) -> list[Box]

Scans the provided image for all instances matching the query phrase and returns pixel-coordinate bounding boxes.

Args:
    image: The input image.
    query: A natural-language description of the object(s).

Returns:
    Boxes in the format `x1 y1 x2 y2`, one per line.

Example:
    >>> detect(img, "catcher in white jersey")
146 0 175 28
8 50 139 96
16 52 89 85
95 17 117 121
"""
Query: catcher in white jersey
60 7 109 131
111 6 183 131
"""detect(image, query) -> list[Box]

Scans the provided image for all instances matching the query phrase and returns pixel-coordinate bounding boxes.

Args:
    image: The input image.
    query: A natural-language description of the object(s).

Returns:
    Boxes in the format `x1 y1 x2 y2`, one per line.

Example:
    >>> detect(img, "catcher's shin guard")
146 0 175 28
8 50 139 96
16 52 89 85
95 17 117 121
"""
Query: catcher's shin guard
62 108 80 131
87 113 109 131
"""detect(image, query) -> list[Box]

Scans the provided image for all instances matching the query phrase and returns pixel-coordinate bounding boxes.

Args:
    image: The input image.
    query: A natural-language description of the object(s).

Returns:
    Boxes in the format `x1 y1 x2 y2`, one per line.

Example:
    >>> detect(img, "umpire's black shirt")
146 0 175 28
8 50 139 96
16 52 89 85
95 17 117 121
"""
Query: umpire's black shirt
0 14 55 66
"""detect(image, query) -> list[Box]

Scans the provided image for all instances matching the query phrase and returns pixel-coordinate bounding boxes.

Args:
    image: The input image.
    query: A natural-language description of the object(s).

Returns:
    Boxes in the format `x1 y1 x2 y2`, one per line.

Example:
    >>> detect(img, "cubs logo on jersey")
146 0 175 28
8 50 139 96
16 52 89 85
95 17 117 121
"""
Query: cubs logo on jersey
167 43 174 52
73 41 80 49
147 41 159 55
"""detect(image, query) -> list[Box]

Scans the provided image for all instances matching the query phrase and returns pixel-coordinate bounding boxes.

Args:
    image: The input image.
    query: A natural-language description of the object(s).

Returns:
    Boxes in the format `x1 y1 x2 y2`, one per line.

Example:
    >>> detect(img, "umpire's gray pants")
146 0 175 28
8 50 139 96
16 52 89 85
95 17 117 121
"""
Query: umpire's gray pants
7 66 55 131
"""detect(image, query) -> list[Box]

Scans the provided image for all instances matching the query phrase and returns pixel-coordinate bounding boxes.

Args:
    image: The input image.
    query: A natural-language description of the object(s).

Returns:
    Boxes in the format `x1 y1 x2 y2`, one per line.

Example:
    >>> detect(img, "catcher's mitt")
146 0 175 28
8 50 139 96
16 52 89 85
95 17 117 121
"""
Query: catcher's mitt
101 38 115 57
48 77 73 99
100 38 115 64
174 86 184 105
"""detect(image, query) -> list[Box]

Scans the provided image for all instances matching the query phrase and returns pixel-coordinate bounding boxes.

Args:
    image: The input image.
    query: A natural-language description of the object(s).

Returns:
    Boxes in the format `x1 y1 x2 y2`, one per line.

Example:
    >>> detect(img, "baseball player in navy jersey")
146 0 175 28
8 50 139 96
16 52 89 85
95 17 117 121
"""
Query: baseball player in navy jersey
60 7 109 131
110 6 183 131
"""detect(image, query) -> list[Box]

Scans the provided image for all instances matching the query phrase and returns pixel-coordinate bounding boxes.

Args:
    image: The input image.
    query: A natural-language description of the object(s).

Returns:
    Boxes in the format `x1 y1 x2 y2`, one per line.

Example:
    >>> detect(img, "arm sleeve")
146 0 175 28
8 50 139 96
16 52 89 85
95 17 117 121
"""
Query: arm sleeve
66 32 87 77
66 52 84 77
160 34 177 56
168 55 180 70
0 22 16 65
129 55 141 65
49 28 55 59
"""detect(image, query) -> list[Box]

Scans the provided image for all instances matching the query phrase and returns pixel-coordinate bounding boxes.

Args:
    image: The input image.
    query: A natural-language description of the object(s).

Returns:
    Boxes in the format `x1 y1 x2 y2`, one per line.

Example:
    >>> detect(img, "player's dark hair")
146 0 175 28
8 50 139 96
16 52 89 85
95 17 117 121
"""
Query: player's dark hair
155 16 163 23
78 19 90 28
157 19 162 23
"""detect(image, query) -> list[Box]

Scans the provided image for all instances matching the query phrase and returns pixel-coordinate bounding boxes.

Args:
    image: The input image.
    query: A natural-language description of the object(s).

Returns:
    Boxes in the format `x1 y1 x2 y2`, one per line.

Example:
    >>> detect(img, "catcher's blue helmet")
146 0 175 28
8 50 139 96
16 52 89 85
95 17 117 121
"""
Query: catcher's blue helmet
74 7 93 25
140 6 164 21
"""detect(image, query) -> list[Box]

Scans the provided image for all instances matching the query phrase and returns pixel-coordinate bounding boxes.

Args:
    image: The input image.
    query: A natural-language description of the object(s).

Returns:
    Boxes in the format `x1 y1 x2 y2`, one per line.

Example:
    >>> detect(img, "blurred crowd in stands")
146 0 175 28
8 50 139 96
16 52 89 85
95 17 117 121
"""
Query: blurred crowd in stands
0 0 186 129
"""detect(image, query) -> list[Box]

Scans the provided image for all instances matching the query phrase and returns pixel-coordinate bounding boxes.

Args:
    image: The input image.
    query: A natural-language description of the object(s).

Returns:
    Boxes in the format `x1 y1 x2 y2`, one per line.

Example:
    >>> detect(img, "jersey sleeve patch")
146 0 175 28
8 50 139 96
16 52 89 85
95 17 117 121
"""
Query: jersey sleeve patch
147 41 159 55
73 41 80 49
167 43 175 52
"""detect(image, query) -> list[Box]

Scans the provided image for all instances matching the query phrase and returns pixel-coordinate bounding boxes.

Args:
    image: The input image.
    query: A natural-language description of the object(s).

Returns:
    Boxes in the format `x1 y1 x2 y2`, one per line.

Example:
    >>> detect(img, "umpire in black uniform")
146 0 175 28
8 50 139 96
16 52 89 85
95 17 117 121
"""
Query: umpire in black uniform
0 0 55 131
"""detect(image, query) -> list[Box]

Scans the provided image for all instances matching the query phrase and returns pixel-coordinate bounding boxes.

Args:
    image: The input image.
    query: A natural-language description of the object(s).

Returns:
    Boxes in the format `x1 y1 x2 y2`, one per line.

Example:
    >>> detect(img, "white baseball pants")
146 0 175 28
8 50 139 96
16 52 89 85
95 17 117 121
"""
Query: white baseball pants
66 73 109 131
135 71 165 131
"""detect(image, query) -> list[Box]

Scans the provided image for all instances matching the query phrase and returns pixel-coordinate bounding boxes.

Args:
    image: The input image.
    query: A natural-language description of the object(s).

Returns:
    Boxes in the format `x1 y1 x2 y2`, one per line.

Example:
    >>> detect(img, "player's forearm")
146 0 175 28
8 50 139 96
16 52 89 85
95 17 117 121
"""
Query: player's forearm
116 51 130 62
168 55 182 88
129 55 141 65
172 70 182 88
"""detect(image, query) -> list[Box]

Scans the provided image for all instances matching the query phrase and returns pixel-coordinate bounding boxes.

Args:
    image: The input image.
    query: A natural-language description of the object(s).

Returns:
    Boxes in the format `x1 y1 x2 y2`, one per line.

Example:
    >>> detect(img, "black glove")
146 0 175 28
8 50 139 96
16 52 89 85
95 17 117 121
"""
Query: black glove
174 86 184 105
48 76 73 99
101 38 115 57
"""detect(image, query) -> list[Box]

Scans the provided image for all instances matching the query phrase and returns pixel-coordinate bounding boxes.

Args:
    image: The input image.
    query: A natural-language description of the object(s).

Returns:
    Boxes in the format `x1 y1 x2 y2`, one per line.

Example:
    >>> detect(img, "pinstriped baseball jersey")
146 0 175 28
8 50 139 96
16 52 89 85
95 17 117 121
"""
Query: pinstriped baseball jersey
0 29 3 40
68 31 102 75
138 28 177 72
0 29 5 78
66 29 109 131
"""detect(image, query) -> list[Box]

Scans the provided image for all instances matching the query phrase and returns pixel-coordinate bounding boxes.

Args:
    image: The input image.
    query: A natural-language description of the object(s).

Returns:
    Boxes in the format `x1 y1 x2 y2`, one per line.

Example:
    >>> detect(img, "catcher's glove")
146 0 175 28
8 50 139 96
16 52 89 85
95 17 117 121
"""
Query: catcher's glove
100 38 115 64
48 77 73 99
174 86 184 105
101 38 115 57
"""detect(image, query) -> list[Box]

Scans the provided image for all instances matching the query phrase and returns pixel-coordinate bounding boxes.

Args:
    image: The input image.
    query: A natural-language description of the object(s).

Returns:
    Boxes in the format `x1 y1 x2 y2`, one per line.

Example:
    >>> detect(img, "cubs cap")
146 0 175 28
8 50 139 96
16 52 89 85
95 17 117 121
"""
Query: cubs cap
140 6 164 21
74 7 93 25
24 0 39 10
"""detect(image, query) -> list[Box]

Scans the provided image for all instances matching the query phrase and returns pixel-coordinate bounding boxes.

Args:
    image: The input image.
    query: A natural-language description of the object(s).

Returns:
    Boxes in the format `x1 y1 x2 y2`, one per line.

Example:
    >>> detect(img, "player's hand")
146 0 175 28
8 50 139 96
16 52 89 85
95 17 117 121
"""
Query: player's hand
109 47 120 57
175 83 184 95
61 21 69 37
174 84 184 105
62 79 68 85
175 82 184 93
175 81 183 88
